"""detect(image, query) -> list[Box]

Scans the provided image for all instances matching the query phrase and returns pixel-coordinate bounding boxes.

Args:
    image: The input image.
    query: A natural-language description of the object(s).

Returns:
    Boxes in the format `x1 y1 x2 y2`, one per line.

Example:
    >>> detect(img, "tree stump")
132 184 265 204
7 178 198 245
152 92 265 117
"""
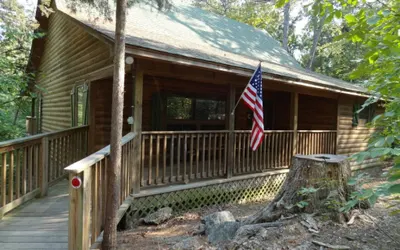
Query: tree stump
244 154 352 224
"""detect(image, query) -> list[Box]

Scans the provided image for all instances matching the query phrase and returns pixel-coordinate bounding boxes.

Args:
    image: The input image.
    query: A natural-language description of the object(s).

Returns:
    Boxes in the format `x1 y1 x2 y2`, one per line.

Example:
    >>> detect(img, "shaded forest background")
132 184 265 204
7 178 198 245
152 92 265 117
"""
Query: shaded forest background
0 0 394 142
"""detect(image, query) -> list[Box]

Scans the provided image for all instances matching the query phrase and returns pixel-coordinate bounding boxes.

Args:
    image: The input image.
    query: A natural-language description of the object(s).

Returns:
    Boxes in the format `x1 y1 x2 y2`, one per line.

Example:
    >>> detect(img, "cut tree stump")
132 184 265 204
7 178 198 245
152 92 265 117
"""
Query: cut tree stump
244 154 352 224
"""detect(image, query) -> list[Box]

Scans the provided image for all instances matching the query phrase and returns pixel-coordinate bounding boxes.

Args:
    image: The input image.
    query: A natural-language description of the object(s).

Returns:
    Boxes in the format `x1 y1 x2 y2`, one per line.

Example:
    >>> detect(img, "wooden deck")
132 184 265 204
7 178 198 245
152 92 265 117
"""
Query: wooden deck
0 180 69 250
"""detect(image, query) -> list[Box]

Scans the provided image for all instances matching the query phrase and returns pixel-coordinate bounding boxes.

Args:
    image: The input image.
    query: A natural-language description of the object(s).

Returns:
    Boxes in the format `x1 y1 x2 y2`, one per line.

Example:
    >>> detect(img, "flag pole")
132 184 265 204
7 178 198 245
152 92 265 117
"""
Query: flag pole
231 96 242 116
230 61 262 116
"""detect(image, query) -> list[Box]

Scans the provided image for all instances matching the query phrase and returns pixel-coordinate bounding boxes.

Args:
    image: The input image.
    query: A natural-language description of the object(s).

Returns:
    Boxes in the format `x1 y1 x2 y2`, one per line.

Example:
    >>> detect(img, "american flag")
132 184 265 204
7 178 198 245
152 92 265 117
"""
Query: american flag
241 64 264 151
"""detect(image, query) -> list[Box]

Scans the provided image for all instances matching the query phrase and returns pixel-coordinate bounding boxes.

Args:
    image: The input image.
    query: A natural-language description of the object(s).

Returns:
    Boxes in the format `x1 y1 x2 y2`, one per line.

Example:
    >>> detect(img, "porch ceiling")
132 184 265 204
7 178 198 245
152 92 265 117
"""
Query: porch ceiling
54 0 368 97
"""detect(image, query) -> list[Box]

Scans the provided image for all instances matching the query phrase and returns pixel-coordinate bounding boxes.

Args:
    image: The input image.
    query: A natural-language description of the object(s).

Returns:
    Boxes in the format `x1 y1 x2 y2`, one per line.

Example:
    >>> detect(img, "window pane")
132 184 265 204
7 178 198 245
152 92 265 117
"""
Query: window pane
195 99 225 120
76 86 85 126
167 96 192 120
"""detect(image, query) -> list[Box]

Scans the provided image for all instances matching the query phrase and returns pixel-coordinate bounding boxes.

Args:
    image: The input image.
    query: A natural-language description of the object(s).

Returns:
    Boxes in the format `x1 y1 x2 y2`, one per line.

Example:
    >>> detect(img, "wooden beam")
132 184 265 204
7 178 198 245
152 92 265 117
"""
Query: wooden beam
126 47 369 98
291 93 298 156
68 169 91 250
88 82 95 154
227 84 235 178
39 136 49 197
132 60 143 193
336 97 341 154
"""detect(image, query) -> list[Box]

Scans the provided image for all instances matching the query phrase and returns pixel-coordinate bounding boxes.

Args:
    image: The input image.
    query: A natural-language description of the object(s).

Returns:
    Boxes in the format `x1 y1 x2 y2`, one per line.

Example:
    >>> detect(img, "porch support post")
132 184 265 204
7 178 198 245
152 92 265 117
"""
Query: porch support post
290 92 299 157
39 136 49 197
227 84 235 179
132 60 143 194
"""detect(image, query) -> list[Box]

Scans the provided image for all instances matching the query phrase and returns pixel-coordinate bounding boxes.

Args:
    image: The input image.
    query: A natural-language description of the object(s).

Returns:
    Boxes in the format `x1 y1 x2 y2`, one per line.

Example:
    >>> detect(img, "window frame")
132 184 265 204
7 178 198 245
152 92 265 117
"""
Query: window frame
166 94 226 121
164 93 227 131
71 81 89 127
36 93 43 133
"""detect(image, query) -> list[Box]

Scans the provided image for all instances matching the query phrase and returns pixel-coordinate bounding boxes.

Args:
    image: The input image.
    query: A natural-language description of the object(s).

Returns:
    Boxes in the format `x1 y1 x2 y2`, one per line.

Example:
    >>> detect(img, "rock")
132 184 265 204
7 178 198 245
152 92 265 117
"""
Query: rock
143 207 172 225
193 224 206 236
170 237 203 250
202 211 236 234
234 224 268 243
301 213 318 231
292 241 313 250
207 221 240 245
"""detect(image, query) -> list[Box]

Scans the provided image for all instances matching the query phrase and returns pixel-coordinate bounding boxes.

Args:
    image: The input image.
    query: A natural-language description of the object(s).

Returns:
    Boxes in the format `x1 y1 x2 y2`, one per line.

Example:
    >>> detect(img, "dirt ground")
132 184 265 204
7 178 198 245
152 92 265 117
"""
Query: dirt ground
117 179 400 250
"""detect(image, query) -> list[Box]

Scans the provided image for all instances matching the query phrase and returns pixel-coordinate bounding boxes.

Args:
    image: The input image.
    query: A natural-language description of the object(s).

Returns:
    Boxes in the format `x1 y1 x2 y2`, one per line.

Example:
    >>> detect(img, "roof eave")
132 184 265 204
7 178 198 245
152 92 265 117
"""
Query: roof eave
125 45 370 98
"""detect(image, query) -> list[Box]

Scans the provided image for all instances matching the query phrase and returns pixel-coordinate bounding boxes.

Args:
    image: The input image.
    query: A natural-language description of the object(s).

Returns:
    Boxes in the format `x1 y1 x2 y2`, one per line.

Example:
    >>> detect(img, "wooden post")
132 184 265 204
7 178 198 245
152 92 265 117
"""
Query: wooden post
68 169 91 250
39 136 49 197
290 92 299 156
132 60 143 193
336 97 340 154
227 84 235 178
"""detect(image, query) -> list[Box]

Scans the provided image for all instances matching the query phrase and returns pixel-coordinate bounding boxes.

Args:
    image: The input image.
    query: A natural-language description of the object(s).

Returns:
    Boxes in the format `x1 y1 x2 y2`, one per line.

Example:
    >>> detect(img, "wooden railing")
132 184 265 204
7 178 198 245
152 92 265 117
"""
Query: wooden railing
141 131 229 186
296 130 337 155
65 132 136 250
233 131 294 175
141 130 337 185
0 125 88 218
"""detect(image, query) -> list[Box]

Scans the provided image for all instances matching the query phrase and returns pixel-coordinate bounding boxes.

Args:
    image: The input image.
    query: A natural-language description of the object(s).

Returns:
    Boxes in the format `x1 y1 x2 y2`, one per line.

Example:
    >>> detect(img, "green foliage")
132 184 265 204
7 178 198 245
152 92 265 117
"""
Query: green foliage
339 173 378 212
194 0 300 55
311 0 400 213
0 0 40 141
296 186 319 208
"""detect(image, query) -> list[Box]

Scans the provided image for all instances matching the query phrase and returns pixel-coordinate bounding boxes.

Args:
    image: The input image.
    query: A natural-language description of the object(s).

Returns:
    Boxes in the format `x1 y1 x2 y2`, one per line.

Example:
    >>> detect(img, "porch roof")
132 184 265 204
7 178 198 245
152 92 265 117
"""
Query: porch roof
55 0 368 96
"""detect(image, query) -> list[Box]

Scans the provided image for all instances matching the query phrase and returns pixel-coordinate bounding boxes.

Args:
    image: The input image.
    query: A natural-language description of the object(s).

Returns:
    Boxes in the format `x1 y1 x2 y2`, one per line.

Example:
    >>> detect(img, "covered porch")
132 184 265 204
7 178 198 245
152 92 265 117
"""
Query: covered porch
88 58 338 188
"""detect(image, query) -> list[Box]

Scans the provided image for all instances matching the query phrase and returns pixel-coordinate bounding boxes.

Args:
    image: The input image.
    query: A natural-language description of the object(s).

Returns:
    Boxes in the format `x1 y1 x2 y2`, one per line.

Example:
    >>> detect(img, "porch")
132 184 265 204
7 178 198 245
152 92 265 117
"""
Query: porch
85 59 339 188
139 130 336 187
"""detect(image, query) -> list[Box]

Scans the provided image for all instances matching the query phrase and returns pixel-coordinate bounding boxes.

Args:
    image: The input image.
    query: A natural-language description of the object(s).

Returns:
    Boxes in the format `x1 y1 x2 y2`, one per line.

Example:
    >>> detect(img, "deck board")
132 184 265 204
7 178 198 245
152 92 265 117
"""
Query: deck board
0 180 69 249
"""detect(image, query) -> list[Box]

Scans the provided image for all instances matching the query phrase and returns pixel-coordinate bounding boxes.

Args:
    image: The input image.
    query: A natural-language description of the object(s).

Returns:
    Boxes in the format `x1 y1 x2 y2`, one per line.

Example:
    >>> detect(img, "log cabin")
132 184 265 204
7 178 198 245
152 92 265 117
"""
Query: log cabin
0 0 384 248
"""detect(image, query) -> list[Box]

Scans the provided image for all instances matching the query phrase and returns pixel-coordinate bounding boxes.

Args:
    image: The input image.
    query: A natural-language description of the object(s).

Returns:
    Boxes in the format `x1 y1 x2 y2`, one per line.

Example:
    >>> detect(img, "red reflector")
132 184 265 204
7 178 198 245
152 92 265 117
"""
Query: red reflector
71 176 82 189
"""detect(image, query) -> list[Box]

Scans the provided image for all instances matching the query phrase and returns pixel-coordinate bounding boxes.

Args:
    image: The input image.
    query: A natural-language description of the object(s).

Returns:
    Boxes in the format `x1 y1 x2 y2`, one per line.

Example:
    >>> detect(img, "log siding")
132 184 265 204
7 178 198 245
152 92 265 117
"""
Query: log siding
36 12 112 132
336 96 384 170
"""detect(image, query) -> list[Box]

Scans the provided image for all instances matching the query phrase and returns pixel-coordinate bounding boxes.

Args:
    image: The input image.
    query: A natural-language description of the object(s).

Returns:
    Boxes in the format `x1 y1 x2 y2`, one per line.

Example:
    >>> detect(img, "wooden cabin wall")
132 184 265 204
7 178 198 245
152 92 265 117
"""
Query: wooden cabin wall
336 95 384 170
36 11 112 132
298 94 337 130
273 91 291 130
235 90 291 130
89 77 133 152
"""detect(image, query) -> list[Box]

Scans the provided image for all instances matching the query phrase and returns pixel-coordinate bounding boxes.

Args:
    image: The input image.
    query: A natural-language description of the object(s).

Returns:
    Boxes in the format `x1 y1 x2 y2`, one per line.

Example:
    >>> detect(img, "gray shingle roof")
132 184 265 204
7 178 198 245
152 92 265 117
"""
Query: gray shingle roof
56 0 367 95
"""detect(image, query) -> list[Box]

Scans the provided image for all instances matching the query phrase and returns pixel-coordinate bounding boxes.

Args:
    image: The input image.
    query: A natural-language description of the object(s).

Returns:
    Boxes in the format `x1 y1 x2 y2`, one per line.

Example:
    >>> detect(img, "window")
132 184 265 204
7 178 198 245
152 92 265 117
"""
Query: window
166 95 225 121
195 99 225 120
167 96 193 120
71 82 89 127
352 103 376 127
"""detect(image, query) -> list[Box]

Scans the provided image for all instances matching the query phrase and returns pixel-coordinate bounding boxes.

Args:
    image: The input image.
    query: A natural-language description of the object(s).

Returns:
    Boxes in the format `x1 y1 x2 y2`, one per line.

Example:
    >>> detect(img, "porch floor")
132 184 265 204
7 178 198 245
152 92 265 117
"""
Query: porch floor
0 181 69 250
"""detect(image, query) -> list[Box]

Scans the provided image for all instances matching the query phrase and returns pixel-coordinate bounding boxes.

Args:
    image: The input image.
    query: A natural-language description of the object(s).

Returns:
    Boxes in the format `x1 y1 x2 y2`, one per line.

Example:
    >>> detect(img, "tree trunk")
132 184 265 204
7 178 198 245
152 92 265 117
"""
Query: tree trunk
244 154 353 225
103 0 127 249
307 14 327 70
282 1 290 52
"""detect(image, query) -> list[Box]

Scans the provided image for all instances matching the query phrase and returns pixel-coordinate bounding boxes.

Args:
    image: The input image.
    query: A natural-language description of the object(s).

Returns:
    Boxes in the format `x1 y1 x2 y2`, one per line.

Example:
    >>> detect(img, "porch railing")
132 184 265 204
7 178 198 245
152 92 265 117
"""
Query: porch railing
141 130 337 187
297 130 337 155
141 131 229 186
0 125 88 218
233 130 294 175
65 132 136 250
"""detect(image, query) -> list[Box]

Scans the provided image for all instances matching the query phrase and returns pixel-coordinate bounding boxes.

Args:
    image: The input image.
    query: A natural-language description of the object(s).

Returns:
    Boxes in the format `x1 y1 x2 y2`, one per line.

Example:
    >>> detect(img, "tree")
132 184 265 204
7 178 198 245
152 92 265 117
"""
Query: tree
298 21 364 81
332 0 400 212
65 0 169 248
103 0 127 248
282 1 290 52
194 0 300 55
0 0 40 141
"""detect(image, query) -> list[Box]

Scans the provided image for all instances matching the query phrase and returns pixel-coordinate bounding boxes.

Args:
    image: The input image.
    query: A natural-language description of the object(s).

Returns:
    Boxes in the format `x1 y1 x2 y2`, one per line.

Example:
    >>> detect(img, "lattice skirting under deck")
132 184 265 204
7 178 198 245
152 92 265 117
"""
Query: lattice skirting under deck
126 171 287 221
